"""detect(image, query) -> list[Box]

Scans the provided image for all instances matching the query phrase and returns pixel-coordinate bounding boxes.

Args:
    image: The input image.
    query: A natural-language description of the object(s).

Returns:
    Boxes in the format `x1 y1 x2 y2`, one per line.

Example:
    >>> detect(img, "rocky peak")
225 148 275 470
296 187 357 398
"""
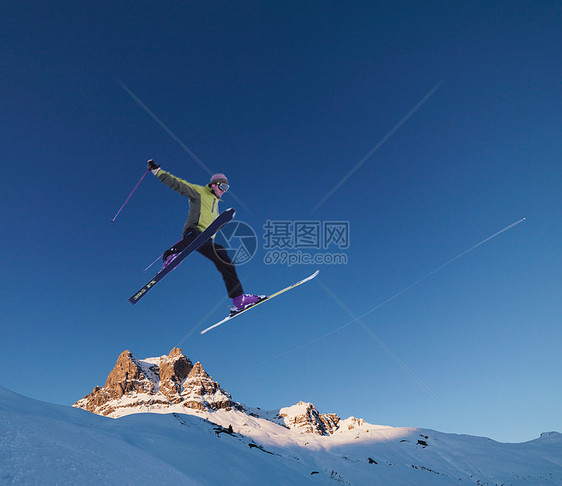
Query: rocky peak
180 362 237 411
339 416 367 431
278 401 341 435
75 350 158 416
188 362 208 379
159 349 193 403
105 350 155 393
74 348 235 416
168 347 184 359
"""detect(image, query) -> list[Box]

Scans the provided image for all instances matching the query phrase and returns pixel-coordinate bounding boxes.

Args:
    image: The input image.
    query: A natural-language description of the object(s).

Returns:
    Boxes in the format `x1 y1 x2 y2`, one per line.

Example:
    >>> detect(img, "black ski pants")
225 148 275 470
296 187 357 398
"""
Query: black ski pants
165 228 244 299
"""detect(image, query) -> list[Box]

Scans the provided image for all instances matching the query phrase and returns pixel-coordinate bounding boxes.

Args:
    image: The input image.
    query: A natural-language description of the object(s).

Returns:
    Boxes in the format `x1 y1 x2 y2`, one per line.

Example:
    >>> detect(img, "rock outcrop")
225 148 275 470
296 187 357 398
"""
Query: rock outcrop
159 347 193 403
74 348 237 416
278 401 341 435
180 362 234 411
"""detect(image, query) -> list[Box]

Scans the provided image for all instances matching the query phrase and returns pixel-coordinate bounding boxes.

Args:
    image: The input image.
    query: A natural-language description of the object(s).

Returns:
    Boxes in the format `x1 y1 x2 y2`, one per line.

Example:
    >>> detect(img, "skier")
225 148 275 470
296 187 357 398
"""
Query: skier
147 159 263 312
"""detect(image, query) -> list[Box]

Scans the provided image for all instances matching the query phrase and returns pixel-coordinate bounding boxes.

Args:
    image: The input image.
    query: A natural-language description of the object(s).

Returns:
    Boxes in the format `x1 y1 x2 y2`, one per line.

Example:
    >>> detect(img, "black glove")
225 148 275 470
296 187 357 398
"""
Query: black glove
147 159 161 174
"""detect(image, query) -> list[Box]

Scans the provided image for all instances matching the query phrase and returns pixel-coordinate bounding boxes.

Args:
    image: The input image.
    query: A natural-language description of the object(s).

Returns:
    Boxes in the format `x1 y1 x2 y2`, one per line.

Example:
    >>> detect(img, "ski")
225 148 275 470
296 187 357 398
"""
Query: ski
200 270 319 334
129 208 235 305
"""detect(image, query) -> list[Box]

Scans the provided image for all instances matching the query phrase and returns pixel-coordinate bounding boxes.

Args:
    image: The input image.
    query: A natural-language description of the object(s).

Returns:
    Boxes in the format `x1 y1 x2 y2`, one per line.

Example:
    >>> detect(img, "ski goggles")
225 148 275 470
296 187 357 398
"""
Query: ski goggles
218 182 230 192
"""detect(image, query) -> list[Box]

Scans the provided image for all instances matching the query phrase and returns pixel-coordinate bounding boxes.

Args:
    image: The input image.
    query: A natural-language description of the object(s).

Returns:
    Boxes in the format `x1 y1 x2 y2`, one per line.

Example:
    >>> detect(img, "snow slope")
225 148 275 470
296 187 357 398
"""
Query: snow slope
1 386 561 485
0 386 332 485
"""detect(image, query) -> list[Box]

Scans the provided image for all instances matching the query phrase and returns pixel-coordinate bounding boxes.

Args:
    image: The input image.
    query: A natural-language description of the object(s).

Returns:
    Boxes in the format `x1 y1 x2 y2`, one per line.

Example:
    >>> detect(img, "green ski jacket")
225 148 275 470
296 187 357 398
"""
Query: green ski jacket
157 170 221 236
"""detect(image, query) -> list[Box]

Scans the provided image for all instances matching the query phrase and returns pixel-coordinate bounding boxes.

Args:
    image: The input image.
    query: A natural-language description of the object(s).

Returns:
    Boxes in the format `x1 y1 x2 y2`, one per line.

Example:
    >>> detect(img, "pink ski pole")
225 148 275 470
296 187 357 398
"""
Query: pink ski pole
111 169 149 223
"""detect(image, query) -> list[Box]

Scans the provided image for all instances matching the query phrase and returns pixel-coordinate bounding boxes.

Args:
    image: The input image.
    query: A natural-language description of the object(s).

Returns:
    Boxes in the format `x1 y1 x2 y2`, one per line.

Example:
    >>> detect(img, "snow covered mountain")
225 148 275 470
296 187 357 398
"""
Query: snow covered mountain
2 348 560 485
74 347 238 416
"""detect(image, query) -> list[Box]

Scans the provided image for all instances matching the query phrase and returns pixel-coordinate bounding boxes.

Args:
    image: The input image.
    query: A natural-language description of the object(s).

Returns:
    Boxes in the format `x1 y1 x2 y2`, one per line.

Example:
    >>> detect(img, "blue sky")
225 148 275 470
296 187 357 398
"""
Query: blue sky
1 1 560 443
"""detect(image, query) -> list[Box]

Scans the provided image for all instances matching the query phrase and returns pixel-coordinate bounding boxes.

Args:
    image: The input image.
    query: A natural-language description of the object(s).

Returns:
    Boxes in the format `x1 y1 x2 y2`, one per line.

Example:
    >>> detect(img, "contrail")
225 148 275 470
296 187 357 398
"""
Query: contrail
311 81 443 213
118 81 249 212
175 294 230 347
177 270 257 345
355 217 528 321
260 217 527 364
118 81 212 175
317 278 439 400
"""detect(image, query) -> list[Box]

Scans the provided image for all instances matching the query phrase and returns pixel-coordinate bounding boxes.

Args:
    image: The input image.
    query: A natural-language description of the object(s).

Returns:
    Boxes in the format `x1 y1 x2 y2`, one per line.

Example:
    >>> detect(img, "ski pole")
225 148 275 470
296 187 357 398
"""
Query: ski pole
111 169 149 223
144 253 163 272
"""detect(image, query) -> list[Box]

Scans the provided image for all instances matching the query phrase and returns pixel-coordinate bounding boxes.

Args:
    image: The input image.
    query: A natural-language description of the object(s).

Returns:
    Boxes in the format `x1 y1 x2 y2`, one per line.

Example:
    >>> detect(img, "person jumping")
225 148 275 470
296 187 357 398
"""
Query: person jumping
147 159 263 312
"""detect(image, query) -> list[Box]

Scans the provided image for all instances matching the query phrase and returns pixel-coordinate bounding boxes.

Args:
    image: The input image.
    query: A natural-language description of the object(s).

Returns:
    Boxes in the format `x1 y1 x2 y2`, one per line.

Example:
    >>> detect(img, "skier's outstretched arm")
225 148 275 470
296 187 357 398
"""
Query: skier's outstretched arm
147 159 201 199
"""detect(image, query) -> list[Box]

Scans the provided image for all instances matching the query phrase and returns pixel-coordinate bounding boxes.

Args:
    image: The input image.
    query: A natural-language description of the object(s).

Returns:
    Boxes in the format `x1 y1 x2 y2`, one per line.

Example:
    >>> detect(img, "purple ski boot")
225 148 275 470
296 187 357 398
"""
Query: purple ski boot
231 294 266 314
162 250 179 269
